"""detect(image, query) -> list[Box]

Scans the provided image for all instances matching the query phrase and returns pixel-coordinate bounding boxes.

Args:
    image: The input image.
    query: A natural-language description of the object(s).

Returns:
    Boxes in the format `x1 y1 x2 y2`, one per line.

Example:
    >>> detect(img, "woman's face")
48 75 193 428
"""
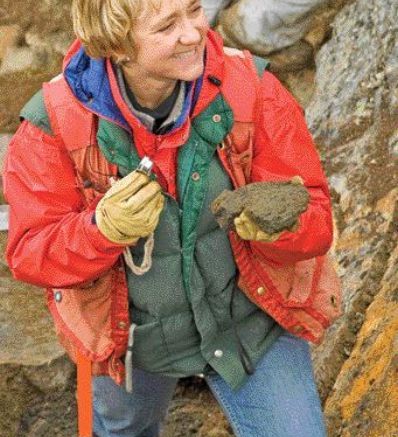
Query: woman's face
130 0 209 83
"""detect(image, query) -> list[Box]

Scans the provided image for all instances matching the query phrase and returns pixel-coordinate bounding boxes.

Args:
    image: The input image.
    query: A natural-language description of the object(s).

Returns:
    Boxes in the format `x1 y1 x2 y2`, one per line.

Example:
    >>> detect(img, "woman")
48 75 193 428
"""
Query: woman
4 0 339 436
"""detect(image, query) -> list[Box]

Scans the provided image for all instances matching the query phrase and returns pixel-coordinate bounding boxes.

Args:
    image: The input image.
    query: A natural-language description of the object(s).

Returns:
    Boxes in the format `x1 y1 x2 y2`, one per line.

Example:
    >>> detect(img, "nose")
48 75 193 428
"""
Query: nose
179 17 203 45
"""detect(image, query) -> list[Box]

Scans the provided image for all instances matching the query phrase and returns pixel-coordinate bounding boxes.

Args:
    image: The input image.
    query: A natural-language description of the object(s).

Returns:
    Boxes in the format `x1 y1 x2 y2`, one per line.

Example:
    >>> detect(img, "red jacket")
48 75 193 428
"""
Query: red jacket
3 30 342 384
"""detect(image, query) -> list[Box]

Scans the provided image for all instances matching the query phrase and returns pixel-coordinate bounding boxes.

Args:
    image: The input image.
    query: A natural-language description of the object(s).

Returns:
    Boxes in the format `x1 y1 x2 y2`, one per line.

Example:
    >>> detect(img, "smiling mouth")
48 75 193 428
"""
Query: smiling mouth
174 47 198 59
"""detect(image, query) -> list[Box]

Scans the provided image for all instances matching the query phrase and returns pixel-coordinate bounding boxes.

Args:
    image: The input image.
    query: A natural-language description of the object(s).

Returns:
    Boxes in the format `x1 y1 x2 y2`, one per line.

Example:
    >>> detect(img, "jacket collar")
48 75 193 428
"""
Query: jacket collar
191 30 224 118
105 56 195 154
62 29 225 136
63 40 128 130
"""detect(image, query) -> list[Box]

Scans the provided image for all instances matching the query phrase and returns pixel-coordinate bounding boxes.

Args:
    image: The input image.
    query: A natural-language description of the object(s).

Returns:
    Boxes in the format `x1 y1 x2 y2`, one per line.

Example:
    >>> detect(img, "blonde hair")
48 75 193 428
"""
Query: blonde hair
71 0 161 60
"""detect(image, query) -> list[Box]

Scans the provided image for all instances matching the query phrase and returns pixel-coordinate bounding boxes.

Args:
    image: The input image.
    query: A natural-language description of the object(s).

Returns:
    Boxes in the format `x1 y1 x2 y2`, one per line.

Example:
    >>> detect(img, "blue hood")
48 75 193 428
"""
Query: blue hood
63 44 204 132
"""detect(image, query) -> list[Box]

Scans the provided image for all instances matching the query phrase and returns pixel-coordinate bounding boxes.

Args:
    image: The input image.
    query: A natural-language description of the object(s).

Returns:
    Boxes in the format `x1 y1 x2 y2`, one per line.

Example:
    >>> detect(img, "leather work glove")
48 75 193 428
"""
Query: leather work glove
95 171 165 245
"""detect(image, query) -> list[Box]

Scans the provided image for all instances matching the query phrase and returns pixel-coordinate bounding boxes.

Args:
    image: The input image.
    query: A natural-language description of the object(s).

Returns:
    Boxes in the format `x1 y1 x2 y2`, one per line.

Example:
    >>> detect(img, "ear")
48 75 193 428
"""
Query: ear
114 55 132 65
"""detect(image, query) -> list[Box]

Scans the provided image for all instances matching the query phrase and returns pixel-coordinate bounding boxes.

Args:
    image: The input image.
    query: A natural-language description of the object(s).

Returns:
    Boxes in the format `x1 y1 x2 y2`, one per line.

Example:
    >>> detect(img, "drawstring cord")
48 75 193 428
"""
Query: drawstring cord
123 234 154 275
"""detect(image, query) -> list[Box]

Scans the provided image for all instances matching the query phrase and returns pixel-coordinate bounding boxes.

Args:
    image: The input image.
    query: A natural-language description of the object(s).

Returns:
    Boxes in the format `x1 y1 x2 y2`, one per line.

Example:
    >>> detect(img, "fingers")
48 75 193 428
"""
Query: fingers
115 193 165 236
234 211 282 242
288 220 300 232
234 211 256 240
133 192 164 228
123 181 163 212
96 207 139 244
290 175 304 185
140 195 165 234
256 229 281 242
106 171 151 202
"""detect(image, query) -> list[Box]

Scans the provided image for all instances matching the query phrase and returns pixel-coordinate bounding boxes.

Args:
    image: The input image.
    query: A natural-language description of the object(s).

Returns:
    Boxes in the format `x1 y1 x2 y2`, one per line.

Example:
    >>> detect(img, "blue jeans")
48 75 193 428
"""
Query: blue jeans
92 331 327 437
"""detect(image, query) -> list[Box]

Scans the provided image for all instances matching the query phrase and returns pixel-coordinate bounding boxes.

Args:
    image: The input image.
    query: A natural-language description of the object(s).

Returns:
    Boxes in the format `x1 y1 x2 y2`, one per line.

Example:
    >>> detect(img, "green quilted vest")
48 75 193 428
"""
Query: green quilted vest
107 95 284 390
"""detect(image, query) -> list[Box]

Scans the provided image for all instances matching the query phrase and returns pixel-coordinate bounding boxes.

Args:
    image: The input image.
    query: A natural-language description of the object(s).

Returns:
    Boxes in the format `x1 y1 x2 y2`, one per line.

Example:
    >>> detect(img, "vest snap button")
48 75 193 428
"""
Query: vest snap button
191 172 200 181
257 286 266 295
54 291 62 303
214 349 223 358
212 114 221 123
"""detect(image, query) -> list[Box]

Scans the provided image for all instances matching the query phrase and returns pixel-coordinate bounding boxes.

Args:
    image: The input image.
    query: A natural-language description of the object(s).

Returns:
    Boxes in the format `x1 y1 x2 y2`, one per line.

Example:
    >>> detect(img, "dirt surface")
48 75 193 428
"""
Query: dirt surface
1 373 232 437
163 378 232 437
211 180 309 234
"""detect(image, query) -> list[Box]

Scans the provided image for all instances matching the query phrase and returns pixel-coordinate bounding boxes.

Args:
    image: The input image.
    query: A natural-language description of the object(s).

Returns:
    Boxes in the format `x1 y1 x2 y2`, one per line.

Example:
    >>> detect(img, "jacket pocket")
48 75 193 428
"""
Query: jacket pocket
221 122 254 186
254 253 343 328
283 256 343 326
49 270 114 361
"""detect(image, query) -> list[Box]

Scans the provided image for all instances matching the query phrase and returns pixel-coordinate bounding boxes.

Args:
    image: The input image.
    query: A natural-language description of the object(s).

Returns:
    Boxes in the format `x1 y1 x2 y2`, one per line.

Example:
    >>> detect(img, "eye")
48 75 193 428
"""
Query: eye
158 22 174 32
189 6 203 17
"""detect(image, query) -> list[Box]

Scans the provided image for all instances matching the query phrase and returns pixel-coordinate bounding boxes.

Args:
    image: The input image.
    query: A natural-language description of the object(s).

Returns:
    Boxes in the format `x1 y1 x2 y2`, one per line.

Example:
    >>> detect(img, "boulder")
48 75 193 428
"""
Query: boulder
201 0 233 26
0 46 36 75
323 243 398 437
0 0 73 132
305 3 398 437
217 0 326 56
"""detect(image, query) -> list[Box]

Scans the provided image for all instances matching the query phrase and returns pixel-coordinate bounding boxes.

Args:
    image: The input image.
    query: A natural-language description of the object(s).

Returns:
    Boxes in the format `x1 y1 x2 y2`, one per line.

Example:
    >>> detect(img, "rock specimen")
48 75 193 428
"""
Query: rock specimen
211 180 310 235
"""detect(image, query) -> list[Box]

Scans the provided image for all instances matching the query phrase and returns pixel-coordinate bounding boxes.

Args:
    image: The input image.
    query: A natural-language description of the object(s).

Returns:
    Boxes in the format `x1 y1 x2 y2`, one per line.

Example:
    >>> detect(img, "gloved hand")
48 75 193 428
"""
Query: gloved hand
95 171 165 245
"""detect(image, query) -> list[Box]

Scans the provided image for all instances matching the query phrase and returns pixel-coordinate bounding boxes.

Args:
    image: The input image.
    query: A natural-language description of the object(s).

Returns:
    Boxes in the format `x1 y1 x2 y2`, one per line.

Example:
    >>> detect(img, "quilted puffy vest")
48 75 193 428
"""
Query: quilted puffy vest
110 96 285 389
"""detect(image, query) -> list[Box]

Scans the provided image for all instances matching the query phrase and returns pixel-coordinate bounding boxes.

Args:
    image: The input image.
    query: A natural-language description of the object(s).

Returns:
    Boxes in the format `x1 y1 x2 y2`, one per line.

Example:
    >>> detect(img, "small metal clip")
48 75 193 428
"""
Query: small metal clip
137 156 154 176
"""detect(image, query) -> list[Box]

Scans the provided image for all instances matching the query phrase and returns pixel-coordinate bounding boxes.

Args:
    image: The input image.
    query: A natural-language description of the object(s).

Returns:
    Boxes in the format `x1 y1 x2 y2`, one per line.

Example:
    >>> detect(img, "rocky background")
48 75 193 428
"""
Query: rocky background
0 0 397 436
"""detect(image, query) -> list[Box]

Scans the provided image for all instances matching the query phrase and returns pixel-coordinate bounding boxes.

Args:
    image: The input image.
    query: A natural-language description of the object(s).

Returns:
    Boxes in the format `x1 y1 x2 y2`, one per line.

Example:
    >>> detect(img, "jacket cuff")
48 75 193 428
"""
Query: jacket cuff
83 212 126 254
